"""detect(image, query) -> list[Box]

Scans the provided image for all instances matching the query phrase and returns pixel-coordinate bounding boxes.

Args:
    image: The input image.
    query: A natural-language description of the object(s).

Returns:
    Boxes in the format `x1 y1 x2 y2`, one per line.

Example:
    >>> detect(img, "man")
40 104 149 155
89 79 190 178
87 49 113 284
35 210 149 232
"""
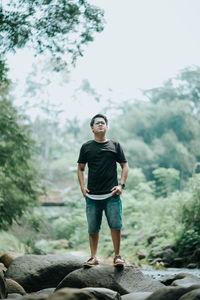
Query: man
77 114 128 267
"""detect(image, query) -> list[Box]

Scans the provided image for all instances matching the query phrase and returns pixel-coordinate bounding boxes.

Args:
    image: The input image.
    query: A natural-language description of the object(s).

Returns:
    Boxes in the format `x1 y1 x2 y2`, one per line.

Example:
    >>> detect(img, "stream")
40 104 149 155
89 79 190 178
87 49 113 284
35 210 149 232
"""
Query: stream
141 267 200 280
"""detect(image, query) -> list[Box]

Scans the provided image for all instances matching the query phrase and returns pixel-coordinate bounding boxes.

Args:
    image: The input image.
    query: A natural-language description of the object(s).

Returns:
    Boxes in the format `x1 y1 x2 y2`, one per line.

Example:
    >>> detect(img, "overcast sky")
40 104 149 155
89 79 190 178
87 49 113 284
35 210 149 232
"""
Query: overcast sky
7 0 200 122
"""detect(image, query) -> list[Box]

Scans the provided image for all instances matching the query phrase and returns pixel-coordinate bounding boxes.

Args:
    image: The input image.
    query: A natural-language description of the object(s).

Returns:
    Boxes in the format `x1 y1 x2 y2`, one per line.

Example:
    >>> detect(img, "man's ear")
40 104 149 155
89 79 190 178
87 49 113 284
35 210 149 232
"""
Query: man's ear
91 126 94 132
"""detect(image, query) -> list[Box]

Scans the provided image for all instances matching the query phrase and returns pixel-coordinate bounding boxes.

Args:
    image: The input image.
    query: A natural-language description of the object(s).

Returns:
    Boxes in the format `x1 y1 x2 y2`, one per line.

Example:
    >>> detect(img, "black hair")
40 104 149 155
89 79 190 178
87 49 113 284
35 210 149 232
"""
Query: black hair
90 114 108 127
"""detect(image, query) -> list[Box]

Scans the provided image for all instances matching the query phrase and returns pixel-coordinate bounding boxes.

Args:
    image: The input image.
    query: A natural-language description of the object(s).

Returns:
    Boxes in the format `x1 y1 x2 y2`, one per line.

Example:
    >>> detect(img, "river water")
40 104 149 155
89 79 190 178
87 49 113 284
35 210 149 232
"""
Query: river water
141 267 200 280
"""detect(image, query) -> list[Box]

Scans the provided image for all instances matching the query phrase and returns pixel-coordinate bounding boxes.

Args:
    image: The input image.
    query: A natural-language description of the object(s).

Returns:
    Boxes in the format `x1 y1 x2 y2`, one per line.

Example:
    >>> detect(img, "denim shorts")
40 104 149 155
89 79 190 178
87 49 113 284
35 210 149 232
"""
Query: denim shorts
85 194 123 234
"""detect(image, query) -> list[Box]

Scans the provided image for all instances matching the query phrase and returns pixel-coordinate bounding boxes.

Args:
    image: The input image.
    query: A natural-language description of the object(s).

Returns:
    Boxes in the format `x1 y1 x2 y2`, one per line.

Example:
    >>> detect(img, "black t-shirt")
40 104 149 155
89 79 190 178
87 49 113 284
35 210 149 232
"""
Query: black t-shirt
77 139 127 194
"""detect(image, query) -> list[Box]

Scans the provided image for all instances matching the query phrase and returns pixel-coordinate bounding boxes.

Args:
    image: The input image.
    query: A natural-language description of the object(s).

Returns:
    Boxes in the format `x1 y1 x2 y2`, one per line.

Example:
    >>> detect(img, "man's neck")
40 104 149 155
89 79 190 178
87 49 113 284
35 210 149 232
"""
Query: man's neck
94 134 107 143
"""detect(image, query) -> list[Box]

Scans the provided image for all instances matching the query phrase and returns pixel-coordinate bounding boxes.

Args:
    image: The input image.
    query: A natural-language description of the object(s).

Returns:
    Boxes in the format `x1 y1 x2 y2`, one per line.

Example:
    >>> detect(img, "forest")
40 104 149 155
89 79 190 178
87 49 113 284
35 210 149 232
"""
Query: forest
0 0 200 268
1 65 200 267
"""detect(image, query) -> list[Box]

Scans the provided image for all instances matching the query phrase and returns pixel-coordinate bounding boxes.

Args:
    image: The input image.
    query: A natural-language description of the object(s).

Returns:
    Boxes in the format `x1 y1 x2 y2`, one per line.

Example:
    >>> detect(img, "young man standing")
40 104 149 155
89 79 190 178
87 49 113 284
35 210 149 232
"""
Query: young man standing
77 114 128 267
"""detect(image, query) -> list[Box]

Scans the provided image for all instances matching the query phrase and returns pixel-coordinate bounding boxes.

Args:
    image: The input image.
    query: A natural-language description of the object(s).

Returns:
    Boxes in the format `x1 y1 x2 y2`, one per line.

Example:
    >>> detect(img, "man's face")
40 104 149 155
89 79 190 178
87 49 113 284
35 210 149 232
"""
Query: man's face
91 117 107 134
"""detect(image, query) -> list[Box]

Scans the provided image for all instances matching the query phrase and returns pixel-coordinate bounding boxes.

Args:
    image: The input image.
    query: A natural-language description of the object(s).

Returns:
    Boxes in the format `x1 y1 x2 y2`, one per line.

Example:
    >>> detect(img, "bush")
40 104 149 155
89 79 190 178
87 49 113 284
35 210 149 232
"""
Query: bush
175 174 200 262
0 231 25 253
0 99 40 229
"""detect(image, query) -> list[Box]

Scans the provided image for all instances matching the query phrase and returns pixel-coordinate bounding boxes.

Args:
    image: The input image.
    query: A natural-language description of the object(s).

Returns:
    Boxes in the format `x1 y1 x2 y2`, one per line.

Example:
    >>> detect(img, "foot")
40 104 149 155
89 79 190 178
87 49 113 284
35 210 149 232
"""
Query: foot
113 255 125 267
83 257 99 268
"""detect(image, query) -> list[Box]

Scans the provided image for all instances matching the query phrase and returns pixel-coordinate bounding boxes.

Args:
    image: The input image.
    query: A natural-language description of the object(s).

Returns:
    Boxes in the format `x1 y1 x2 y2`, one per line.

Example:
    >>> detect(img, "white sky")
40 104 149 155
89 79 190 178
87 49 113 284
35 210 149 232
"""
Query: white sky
7 0 200 122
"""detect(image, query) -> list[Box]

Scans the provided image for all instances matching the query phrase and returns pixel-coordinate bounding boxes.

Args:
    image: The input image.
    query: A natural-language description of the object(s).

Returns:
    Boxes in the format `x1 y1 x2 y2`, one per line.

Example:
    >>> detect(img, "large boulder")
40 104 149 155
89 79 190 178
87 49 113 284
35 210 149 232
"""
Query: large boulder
55 265 164 295
6 278 26 295
0 269 8 299
81 287 121 300
161 273 200 288
179 288 200 300
48 288 96 300
0 252 23 268
5 254 87 292
171 273 200 288
31 287 121 300
0 263 7 272
121 292 152 299
7 295 47 300
31 288 55 297
146 285 200 300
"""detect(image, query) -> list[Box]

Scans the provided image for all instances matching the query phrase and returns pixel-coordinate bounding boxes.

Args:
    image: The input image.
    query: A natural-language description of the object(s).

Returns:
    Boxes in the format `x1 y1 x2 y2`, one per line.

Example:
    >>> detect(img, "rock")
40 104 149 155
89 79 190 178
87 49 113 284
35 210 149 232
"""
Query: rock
55 265 164 295
150 258 162 265
0 252 22 268
147 232 162 245
187 263 198 269
150 249 175 264
0 263 7 272
82 287 121 299
171 273 200 288
192 248 200 261
171 257 185 268
35 287 121 300
7 293 25 299
0 269 8 299
121 292 152 299
161 249 175 262
32 288 55 296
8 295 47 300
146 285 200 300
161 273 200 287
160 274 177 286
121 232 130 239
6 254 87 292
162 245 176 251
149 246 162 258
136 250 146 260
49 288 96 300
134 231 145 246
179 288 200 300
6 278 26 295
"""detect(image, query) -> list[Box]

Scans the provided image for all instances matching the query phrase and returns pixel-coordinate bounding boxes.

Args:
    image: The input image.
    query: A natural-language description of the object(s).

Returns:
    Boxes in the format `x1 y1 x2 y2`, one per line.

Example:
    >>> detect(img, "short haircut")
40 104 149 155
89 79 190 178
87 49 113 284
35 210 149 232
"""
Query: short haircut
90 114 108 127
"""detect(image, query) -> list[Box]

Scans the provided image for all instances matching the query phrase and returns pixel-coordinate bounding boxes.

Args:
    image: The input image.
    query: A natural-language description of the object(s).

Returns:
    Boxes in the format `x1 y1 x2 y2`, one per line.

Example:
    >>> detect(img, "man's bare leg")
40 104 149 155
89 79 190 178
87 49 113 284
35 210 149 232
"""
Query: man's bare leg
89 232 99 257
111 229 121 256
111 229 125 266
83 232 99 267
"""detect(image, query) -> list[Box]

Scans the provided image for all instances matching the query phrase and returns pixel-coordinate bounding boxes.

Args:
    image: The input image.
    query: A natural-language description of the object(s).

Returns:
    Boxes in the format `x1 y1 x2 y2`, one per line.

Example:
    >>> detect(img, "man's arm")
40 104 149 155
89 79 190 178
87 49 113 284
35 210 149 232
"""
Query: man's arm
77 163 90 197
119 162 129 186
111 162 129 195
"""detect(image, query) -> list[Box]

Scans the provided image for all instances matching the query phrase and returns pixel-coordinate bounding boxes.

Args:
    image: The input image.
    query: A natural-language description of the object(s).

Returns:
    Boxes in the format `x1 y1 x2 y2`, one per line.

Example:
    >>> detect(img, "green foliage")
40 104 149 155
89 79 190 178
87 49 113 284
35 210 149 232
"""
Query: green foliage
176 174 200 261
144 66 200 110
0 231 26 253
1 0 104 71
96 187 182 261
1 66 200 264
153 168 180 197
52 197 88 245
180 174 200 232
109 97 200 181
0 99 40 230
0 57 10 91
28 65 200 189
126 168 146 190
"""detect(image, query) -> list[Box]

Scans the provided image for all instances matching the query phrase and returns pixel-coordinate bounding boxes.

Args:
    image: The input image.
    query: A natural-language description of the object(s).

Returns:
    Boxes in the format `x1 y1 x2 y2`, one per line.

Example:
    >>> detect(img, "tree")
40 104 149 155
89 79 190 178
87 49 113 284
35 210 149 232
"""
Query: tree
108 95 200 181
0 94 40 230
1 0 104 72
175 173 200 266
153 167 180 197
144 66 200 118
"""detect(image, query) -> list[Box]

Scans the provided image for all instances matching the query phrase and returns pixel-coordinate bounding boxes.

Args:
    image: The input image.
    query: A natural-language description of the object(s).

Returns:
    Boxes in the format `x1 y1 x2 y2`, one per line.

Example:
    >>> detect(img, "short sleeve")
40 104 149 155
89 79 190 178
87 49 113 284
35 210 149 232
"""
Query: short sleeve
77 145 87 163
116 142 127 163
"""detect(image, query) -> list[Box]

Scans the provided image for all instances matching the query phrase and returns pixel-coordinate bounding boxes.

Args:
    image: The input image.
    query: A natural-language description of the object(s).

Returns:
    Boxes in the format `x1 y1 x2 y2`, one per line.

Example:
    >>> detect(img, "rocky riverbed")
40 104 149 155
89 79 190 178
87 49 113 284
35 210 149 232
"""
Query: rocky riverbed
1 252 200 300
